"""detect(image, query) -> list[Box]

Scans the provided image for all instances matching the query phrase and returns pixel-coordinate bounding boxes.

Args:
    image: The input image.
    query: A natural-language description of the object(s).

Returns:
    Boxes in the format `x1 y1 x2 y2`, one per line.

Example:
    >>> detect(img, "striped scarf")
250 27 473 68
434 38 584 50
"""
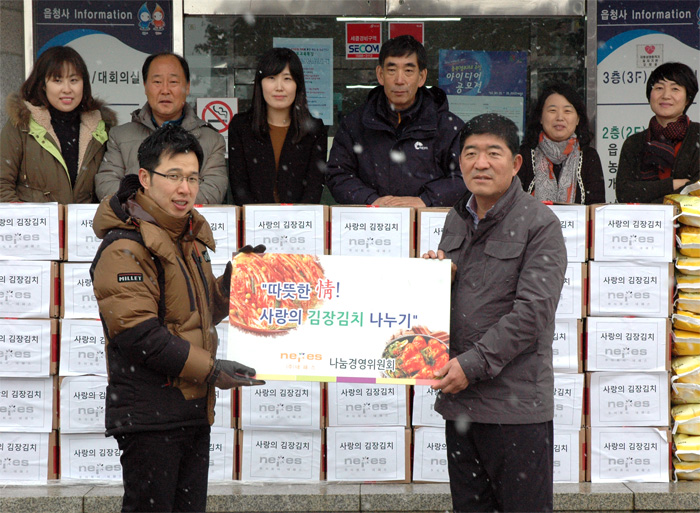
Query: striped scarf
640 115 689 180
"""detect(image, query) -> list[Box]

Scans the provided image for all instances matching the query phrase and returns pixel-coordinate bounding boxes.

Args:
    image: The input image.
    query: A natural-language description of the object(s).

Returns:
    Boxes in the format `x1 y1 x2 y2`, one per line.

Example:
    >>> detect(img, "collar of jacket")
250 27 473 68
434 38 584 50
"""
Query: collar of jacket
133 102 213 132
361 86 444 138
454 175 524 230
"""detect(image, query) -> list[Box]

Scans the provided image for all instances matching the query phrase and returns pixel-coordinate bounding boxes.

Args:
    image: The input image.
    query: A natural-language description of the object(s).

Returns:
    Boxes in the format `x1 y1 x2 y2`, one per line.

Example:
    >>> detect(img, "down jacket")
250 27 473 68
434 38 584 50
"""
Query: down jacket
91 176 229 435
434 176 567 424
0 93 116 203
325 86 465 206
94 103 228 204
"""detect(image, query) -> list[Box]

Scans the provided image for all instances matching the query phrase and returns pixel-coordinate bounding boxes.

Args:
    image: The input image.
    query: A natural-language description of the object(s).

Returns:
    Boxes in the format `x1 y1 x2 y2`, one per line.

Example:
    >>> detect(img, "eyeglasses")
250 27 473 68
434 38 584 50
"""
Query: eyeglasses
150 170 201 186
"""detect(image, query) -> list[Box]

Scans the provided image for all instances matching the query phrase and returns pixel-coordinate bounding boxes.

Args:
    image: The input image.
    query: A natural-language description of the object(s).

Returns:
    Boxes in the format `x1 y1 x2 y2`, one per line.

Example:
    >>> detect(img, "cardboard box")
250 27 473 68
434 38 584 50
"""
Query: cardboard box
59 319 106 376
412 426 448 483
588 261 673 317
412 385 445 427
239 429 323 481
326 426 410 482
214 321 228 361
64 204 100 262
0 318 56 377
590 204 675 262
415 208 450 257
195 205 239 262
553 318 583 374
547 204 588 263
208 427 235 481
587 427 671 482
554 428 585 483
60 262 99 319
0 377 55 432
326 383 409 427
213 388 234 429
330 206 414 258
554 373 584 429
0 202 62 261
0 431 55 482
58 375 107 433
587 371 670 427
556 263 586 319
59 432 122 480
0 260 58 318
239 381 322 430
243 204 327 255
586 317 670 371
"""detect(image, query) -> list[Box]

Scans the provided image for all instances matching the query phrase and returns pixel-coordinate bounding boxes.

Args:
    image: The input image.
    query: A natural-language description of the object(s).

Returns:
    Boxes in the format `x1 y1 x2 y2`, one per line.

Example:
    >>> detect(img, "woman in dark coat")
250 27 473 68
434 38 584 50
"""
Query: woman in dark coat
615 62 699 203
228 47 327 205
519 83 605 205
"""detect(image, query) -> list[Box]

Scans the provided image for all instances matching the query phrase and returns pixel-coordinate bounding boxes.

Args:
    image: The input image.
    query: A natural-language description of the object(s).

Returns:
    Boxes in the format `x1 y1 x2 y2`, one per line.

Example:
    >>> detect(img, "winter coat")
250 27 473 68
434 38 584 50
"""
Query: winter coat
434 176 567 424
518 145 607 205
228 111 327 204
91 177 229 435
326 86 466 206
0 93 116 203
616 121 699 203
94 103 228 204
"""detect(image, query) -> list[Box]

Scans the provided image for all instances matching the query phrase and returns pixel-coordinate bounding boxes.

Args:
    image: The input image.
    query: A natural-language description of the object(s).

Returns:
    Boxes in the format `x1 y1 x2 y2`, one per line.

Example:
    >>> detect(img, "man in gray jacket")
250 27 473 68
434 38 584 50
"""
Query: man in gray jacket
95 52 227 203
423 113 566 512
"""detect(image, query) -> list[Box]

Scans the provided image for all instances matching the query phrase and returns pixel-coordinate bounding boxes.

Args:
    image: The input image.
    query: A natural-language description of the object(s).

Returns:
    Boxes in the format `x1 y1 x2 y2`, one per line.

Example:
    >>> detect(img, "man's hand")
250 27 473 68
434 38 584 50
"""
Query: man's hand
431 358 469 394
422 249 457 282
372 196 426 208
209 359 265 389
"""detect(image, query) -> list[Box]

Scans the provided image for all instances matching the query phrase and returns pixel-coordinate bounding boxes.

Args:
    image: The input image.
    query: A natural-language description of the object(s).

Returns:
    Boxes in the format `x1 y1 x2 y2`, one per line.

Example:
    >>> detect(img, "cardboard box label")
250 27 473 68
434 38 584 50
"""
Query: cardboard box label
197 206 239 263
327 383 407 426
240 381 321 430
62 263 99 319
593 204 674 261
412 427 448 482
59 376 107 433
60 433 122 480
326 426 407 481
208 428 235 480
0 432 51 482
330 206 412 258
0 203 61 260
553 318 580 373
0 377 53 432
59 319 106 376
554 373 584 428
548 205 587 263
65 204 100 262
589 371 669 427
554 429 582 483
412 385 445 427
0 261 53 318
586 317 669 371
589 262 671 317
244 205 325 255
417 209 448 256
212 388 233 429
556 264 584 318
240 429 322 481
0 319 53 377
589 427 669 482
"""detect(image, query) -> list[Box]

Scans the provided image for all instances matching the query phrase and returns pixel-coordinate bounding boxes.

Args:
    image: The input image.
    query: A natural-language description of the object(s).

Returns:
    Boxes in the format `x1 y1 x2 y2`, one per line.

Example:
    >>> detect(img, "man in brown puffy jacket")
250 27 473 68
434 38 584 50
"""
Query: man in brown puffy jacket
91 125 261 512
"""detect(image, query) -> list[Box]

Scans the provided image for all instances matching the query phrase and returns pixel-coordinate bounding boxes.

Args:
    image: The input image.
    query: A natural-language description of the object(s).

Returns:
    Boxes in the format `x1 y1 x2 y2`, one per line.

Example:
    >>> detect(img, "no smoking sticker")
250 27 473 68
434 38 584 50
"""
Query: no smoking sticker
196 98 239 145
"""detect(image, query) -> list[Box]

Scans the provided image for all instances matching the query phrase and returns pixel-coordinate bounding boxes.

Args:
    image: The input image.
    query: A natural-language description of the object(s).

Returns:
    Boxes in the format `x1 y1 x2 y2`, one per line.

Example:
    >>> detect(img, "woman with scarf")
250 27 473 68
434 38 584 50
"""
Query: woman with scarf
519 83 605 205
616 62 699 203
0 45 115 203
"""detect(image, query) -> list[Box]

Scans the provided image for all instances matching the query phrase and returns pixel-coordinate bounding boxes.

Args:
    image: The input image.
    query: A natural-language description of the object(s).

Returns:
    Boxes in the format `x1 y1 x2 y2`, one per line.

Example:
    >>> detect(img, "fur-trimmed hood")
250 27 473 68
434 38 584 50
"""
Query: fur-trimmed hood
5 92 117 132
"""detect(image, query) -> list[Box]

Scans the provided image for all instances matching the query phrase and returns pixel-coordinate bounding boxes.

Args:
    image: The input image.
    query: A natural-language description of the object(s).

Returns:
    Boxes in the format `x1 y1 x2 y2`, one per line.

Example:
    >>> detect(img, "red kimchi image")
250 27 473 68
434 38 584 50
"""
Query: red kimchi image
229 252 325 333
381 326 450 379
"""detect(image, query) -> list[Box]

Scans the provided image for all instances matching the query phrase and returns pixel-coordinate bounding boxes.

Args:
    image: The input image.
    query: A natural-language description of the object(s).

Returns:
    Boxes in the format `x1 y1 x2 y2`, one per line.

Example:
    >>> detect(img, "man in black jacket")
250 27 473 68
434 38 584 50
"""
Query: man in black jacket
326 35 465 207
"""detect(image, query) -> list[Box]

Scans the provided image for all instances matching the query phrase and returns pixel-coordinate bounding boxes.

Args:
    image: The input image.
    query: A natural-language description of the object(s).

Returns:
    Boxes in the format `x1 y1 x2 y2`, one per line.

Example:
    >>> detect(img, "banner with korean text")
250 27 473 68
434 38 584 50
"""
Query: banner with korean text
227 254 451 385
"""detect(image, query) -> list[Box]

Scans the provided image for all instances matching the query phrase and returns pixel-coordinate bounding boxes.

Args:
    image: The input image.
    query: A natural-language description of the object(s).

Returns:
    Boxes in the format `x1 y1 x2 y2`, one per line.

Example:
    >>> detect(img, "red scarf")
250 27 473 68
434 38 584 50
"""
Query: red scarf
640 115 689 181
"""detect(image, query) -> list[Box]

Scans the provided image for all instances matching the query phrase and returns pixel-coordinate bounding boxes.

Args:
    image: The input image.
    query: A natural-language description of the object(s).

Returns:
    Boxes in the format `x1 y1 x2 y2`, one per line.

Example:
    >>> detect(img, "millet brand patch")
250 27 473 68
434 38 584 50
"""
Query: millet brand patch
117 273 143 283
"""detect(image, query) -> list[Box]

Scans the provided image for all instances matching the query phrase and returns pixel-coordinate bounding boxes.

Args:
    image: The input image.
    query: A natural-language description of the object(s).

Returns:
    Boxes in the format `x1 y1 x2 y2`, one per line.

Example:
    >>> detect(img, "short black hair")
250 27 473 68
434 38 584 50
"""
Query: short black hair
137 124 203 173
142 52 190 83
459 113 520 157
378 35 427 71
646 62 698 113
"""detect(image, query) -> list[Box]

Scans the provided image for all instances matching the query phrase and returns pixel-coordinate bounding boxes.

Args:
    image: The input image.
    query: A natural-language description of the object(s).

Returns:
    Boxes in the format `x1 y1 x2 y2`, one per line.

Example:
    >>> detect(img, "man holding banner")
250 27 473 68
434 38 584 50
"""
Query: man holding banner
424 113 566 512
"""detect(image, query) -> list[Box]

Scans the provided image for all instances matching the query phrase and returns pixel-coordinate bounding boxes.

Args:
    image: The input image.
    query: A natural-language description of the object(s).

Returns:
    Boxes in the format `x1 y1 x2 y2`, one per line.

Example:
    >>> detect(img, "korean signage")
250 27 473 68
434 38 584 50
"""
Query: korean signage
33 0 173 124
389 23 424 43
596 0 700 202
227 254 451 385
345 23 381 60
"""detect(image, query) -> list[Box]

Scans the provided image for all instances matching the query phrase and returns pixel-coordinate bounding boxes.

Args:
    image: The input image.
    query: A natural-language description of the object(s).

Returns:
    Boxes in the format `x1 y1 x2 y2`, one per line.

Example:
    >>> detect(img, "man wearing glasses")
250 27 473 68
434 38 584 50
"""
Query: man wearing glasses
91 125 261 512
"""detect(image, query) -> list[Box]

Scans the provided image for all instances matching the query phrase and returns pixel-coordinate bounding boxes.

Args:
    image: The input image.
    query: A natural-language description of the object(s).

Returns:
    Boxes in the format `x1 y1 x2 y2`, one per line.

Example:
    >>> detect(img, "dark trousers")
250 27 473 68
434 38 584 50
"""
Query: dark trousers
445 419 553 513
116 425 211 513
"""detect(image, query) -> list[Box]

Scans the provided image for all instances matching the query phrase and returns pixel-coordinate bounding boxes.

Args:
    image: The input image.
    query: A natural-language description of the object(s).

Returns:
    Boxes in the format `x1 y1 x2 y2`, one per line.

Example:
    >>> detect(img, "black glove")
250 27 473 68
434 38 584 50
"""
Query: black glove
238 244 266 254
208 358 265 387
219 261 232 298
